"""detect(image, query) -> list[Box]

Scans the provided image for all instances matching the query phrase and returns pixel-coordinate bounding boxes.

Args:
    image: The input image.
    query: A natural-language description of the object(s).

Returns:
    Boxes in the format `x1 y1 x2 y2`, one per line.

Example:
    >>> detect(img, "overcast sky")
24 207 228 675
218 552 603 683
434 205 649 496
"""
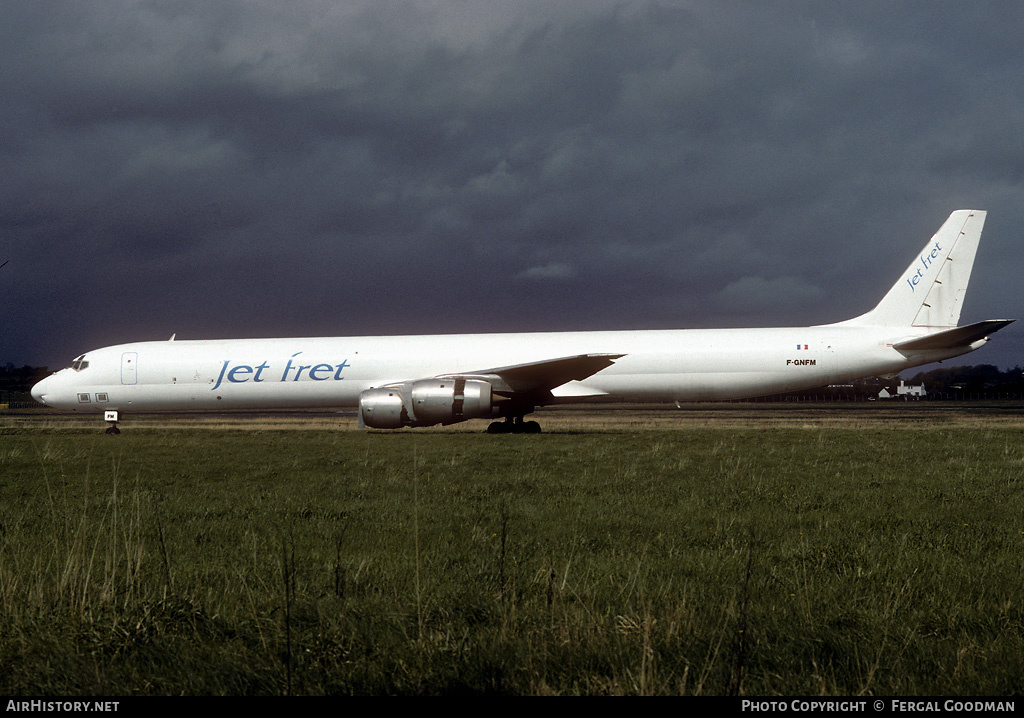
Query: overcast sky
3 0 1022 371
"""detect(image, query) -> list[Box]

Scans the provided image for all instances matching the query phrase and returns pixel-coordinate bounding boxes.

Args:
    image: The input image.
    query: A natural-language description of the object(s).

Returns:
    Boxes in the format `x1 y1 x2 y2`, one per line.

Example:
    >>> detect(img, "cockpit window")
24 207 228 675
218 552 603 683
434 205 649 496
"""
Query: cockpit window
70 355 89 371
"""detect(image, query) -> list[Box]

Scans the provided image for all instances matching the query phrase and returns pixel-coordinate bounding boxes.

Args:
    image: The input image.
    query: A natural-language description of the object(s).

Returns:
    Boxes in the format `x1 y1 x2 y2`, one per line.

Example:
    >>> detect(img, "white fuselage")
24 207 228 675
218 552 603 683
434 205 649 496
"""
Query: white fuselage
29 210 1008 429
31 323 970 415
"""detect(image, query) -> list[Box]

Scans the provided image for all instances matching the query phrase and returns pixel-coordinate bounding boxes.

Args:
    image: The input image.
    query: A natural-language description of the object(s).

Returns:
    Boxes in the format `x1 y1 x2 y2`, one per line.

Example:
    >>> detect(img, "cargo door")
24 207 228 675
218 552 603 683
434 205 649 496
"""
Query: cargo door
121 352 138 385
823 338 839 383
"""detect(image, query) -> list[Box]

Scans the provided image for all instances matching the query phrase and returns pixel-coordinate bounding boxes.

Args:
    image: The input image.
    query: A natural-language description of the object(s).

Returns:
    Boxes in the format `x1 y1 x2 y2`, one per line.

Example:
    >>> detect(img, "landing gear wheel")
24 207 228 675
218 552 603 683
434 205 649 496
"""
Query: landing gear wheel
487 421 510 434
103 410 121 434
486 417 541 434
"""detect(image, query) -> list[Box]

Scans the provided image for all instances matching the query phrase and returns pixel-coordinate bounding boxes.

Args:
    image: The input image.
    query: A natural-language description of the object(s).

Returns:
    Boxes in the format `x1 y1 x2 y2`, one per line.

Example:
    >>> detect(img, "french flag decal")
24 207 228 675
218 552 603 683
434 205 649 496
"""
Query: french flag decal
796 344 808 350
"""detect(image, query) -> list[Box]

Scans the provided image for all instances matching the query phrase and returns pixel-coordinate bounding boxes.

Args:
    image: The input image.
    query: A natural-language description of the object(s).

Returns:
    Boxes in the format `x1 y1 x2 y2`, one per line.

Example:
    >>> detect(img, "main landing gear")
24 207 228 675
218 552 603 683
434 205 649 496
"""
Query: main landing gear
486 415 542 434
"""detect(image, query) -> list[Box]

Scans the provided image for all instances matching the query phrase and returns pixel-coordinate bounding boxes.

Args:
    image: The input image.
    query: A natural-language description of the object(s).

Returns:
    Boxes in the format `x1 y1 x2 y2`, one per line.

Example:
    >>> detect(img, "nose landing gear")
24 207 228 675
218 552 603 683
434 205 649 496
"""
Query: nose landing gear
104 410 121 435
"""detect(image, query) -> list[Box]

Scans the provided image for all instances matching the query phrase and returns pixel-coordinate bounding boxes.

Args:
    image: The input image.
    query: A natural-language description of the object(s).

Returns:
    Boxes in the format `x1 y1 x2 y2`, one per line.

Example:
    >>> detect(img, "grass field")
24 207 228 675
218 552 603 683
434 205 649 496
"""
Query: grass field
2 405 1023 695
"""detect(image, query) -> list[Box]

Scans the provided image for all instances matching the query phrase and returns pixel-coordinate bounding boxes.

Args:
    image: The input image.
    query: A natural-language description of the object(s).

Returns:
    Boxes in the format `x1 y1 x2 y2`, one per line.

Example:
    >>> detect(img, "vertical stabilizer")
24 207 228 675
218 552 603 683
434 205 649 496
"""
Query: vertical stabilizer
847 210 985 328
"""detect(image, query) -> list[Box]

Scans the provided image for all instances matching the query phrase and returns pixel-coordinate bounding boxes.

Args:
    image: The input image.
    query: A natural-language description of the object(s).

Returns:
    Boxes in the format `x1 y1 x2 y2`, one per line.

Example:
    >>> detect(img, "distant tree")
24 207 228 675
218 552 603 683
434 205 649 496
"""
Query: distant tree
904 364 1024 395
0 365 50 394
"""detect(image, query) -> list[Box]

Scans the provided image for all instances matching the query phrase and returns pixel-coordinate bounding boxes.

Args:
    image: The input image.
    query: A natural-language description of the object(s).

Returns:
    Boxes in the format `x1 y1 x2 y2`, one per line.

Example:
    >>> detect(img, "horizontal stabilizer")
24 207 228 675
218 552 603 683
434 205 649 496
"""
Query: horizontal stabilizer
893 319 1015 352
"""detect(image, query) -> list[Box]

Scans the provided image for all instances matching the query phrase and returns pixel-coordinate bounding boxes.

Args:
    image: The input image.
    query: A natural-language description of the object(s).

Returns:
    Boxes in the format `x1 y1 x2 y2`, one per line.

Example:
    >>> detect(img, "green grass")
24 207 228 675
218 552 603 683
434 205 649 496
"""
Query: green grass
1 415 1023 695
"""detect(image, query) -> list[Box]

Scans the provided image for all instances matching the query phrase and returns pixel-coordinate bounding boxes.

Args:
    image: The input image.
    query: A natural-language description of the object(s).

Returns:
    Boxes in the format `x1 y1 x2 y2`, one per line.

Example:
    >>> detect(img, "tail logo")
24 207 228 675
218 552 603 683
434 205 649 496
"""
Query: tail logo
905 240 942 293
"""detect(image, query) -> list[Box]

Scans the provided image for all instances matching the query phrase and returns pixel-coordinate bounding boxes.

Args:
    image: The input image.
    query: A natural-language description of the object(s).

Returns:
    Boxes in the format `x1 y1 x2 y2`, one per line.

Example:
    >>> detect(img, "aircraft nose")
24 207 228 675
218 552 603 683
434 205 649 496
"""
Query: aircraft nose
31 377 51 405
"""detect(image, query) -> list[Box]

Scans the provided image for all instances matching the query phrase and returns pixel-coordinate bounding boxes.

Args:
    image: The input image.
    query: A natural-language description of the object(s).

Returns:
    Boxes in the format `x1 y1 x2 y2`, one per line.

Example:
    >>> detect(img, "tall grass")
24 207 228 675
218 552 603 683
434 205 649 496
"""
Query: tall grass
1 415 1022 694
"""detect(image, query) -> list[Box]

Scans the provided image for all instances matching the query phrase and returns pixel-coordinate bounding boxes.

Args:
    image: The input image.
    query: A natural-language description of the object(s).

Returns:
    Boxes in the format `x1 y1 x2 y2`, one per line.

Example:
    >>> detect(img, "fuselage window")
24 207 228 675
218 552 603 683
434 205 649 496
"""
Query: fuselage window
78 393 91 403
96 393 109 403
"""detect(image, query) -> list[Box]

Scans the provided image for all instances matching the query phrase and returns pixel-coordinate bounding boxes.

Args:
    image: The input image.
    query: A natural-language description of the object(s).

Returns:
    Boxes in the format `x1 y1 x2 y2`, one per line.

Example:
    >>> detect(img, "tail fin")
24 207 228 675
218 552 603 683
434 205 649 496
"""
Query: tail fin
846 210 986 328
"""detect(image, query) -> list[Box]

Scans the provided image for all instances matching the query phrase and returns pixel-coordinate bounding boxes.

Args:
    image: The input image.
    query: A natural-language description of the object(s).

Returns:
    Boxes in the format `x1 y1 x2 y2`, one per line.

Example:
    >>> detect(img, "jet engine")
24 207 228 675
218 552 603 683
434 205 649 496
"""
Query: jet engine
358 377 493 428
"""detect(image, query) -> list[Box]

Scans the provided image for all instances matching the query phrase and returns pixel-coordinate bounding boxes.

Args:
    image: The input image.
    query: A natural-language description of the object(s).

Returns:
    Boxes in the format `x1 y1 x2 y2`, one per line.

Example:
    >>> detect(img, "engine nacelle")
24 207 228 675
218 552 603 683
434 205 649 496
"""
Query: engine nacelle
357 387 407 428
358 378 493 428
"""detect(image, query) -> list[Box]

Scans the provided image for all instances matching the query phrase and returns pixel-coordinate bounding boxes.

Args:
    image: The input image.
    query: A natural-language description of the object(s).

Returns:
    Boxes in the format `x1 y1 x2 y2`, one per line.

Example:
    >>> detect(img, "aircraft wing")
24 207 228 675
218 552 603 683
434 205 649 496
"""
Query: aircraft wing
893 319 1014 352
441 353 625 396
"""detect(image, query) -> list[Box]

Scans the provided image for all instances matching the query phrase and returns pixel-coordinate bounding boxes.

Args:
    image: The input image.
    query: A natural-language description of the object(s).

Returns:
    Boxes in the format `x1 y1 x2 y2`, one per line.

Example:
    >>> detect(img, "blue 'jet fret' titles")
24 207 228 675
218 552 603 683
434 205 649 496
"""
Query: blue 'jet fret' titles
211 354 351 391
905 240 942 293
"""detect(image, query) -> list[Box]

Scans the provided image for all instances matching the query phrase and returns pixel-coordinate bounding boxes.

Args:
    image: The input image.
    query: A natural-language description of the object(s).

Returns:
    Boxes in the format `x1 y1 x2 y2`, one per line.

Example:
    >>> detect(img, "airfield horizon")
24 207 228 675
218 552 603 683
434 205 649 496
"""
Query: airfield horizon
6 400 1024 433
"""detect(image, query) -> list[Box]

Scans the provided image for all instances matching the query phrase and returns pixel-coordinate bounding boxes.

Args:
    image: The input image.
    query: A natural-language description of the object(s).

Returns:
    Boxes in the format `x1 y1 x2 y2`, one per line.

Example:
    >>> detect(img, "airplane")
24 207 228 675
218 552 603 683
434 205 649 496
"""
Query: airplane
31 209 1013 434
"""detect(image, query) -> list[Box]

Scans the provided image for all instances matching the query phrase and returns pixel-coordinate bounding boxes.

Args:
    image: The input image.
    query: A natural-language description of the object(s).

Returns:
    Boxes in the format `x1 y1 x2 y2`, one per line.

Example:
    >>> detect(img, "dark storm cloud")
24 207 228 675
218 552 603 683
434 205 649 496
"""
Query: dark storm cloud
3 1 1022 369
